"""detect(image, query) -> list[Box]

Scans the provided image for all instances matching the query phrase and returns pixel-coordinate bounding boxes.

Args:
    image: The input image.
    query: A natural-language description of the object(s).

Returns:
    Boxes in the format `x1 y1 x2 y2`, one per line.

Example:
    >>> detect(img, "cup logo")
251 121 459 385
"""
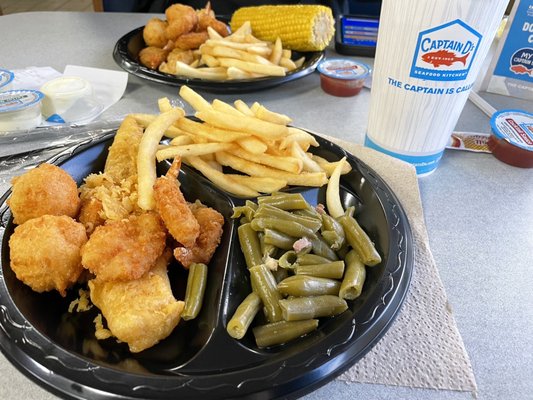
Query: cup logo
410 19 482 81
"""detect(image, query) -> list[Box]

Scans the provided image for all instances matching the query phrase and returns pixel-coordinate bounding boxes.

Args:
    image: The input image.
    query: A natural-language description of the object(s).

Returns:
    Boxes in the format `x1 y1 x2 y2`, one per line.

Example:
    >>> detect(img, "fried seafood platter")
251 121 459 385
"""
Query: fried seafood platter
0 90 413 399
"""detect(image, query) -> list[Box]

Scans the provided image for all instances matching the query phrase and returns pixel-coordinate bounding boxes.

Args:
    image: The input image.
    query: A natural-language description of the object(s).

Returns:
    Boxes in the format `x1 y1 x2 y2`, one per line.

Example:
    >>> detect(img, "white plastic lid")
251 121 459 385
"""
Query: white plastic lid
317 59 371 80
0 69 14 91
0 90 44 114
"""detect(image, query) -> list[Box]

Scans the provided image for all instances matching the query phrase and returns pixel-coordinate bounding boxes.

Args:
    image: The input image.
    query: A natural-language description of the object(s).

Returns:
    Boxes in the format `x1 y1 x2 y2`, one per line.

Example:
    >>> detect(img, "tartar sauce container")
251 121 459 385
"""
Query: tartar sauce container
0 69 14 92
40 76 93 120
488 109 533 168
317 58 370 97
0 90 44 132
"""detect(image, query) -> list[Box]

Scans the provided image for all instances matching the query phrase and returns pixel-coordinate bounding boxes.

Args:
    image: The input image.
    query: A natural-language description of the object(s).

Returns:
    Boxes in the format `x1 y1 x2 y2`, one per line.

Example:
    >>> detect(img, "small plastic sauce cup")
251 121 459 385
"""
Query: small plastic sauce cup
317 59 371 97
488 109 533 168
0 90 44 133
0 69 14 93
40 76 93 119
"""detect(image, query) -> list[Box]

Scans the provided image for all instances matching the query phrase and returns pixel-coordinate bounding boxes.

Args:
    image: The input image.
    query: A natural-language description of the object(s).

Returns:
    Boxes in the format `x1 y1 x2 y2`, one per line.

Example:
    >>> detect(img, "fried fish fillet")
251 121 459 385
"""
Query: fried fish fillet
81 212 167 282
89 251 184 353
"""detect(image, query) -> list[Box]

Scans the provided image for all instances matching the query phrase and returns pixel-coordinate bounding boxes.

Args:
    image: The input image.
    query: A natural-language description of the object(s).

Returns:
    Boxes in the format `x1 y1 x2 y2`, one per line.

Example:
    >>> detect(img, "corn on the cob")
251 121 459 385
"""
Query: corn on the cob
230 5 335 52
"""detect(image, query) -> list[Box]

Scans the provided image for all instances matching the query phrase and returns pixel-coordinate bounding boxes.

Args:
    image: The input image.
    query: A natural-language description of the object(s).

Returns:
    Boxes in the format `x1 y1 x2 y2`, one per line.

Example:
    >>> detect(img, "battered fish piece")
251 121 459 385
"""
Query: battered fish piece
9 215 88 296
81 212 167 282
89 251 184 353
143 17 168 48
78 116 144 232
153 158 199 248
7 163 80 225
173 200 224 268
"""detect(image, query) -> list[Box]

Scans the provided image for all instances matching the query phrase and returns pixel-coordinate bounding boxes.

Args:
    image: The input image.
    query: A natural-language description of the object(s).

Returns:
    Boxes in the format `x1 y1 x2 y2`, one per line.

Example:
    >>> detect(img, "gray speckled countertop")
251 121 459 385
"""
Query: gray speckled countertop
0 11 532 400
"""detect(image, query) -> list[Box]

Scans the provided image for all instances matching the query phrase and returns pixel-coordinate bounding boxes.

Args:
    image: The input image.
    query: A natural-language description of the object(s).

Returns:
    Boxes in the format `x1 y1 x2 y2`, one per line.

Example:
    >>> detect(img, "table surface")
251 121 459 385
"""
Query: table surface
0 11 532 400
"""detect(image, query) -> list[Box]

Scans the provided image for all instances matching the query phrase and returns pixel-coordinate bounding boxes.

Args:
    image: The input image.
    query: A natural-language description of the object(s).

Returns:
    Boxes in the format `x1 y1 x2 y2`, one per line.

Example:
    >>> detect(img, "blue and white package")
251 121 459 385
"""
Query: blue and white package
481 0 533 101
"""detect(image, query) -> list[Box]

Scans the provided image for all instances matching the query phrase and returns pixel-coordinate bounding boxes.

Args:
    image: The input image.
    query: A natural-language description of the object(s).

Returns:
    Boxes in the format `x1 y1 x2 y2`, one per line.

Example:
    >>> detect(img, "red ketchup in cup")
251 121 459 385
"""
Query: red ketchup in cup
317 59 370 97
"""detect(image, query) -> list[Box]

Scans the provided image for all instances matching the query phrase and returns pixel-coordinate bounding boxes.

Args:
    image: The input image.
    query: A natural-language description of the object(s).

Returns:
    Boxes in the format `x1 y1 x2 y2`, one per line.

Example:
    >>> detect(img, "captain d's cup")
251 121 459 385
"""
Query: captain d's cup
365 0 509 175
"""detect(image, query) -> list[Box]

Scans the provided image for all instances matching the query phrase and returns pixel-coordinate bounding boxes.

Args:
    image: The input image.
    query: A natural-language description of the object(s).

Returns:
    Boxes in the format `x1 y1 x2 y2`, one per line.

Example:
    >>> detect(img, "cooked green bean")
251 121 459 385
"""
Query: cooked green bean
309 234 338 260
278 250 298 269
231 204 256 221
279 295 348 321
294 207 321 220
339 250 366 300
263 228 296 250
321 213 345 250
182 263 208 321
257 192 309 210
238 223 262 269
272 267 289 283
277 275 341 297
249 265 283 322
338 212 381 266
254 204 322 232
253 319 319 348
295 260 345 279
227 292 262 339
258 232 277 258
297 253 332 265
251 217 316 238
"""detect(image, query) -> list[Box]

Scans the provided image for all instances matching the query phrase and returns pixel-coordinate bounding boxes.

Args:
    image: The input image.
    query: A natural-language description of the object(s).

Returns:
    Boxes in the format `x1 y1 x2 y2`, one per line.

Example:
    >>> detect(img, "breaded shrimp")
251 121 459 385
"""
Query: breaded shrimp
81 212 167 282
175 31 209 50
164 4 198 40
9 215 87 296
153 158 200 248
173 200 224 268
143 17 168 48
7 163 80 225
139 46 169 70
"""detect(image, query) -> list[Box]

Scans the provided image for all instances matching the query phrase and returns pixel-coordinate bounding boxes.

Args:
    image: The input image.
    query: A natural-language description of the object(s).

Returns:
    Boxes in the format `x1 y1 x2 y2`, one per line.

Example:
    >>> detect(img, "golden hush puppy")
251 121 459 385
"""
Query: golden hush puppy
7 164 80 225
9 215 88 296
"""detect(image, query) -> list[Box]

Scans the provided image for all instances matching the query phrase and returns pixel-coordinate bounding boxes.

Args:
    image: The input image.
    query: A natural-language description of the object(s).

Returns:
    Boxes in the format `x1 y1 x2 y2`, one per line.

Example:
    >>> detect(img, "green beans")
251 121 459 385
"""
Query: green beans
249 265 283 322
339 250 366 300
182 263 208 321
231 190 382 347
238 223 262 269
277 275 341 296
279 295 348 321
227 292 262 339
295 260 345 279
253 319 319 348
321 213 345 250
251 217 316 238
338 209 381 266
297 253 332 265
254 204 322 232
263 228 296 250
257 192 309 210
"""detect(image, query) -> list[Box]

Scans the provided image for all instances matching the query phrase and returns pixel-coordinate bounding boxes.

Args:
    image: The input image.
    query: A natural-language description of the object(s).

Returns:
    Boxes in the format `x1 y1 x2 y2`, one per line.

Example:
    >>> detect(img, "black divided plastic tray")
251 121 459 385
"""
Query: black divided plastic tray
0 129 413 399
113 26 324 93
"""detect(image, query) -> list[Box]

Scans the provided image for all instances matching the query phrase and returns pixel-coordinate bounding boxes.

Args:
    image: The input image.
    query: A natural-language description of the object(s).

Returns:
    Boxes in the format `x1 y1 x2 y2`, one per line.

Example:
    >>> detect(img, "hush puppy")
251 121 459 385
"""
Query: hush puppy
7 164 80 225
9 215 88 296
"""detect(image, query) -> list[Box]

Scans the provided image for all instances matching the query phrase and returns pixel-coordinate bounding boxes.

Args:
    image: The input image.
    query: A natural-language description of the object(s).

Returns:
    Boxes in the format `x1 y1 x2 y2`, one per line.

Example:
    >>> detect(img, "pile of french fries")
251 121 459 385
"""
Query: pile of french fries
175 22 305 81
133 85 350 202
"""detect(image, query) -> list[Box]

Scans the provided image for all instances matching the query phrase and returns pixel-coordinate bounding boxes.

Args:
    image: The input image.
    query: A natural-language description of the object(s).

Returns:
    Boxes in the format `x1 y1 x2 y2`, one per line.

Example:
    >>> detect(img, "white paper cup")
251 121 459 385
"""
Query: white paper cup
365 0 510 175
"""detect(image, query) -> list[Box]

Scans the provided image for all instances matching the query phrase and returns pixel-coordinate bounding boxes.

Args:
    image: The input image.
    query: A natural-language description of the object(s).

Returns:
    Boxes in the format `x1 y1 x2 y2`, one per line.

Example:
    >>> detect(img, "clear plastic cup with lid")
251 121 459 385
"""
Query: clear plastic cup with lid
40 76 103 124
317 58 371 97
0 90 44 133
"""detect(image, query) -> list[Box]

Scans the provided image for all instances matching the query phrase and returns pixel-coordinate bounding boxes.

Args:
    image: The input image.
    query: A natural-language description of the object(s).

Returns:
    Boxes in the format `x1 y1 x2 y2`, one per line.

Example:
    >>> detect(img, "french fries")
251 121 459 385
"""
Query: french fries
136 86 349 198
170 22 303 81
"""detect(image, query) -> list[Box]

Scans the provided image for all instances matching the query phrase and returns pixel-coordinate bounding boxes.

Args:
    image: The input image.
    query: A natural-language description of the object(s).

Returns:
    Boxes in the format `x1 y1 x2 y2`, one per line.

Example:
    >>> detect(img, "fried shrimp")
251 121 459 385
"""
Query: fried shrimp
89 250 184 353
164 4 198 40
175 31 209 50
143 17 168 48
173 200 224 268
7 163 80 225
9 215 87 296
139 46 169 70
81 212 167 282
153 158 200 248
